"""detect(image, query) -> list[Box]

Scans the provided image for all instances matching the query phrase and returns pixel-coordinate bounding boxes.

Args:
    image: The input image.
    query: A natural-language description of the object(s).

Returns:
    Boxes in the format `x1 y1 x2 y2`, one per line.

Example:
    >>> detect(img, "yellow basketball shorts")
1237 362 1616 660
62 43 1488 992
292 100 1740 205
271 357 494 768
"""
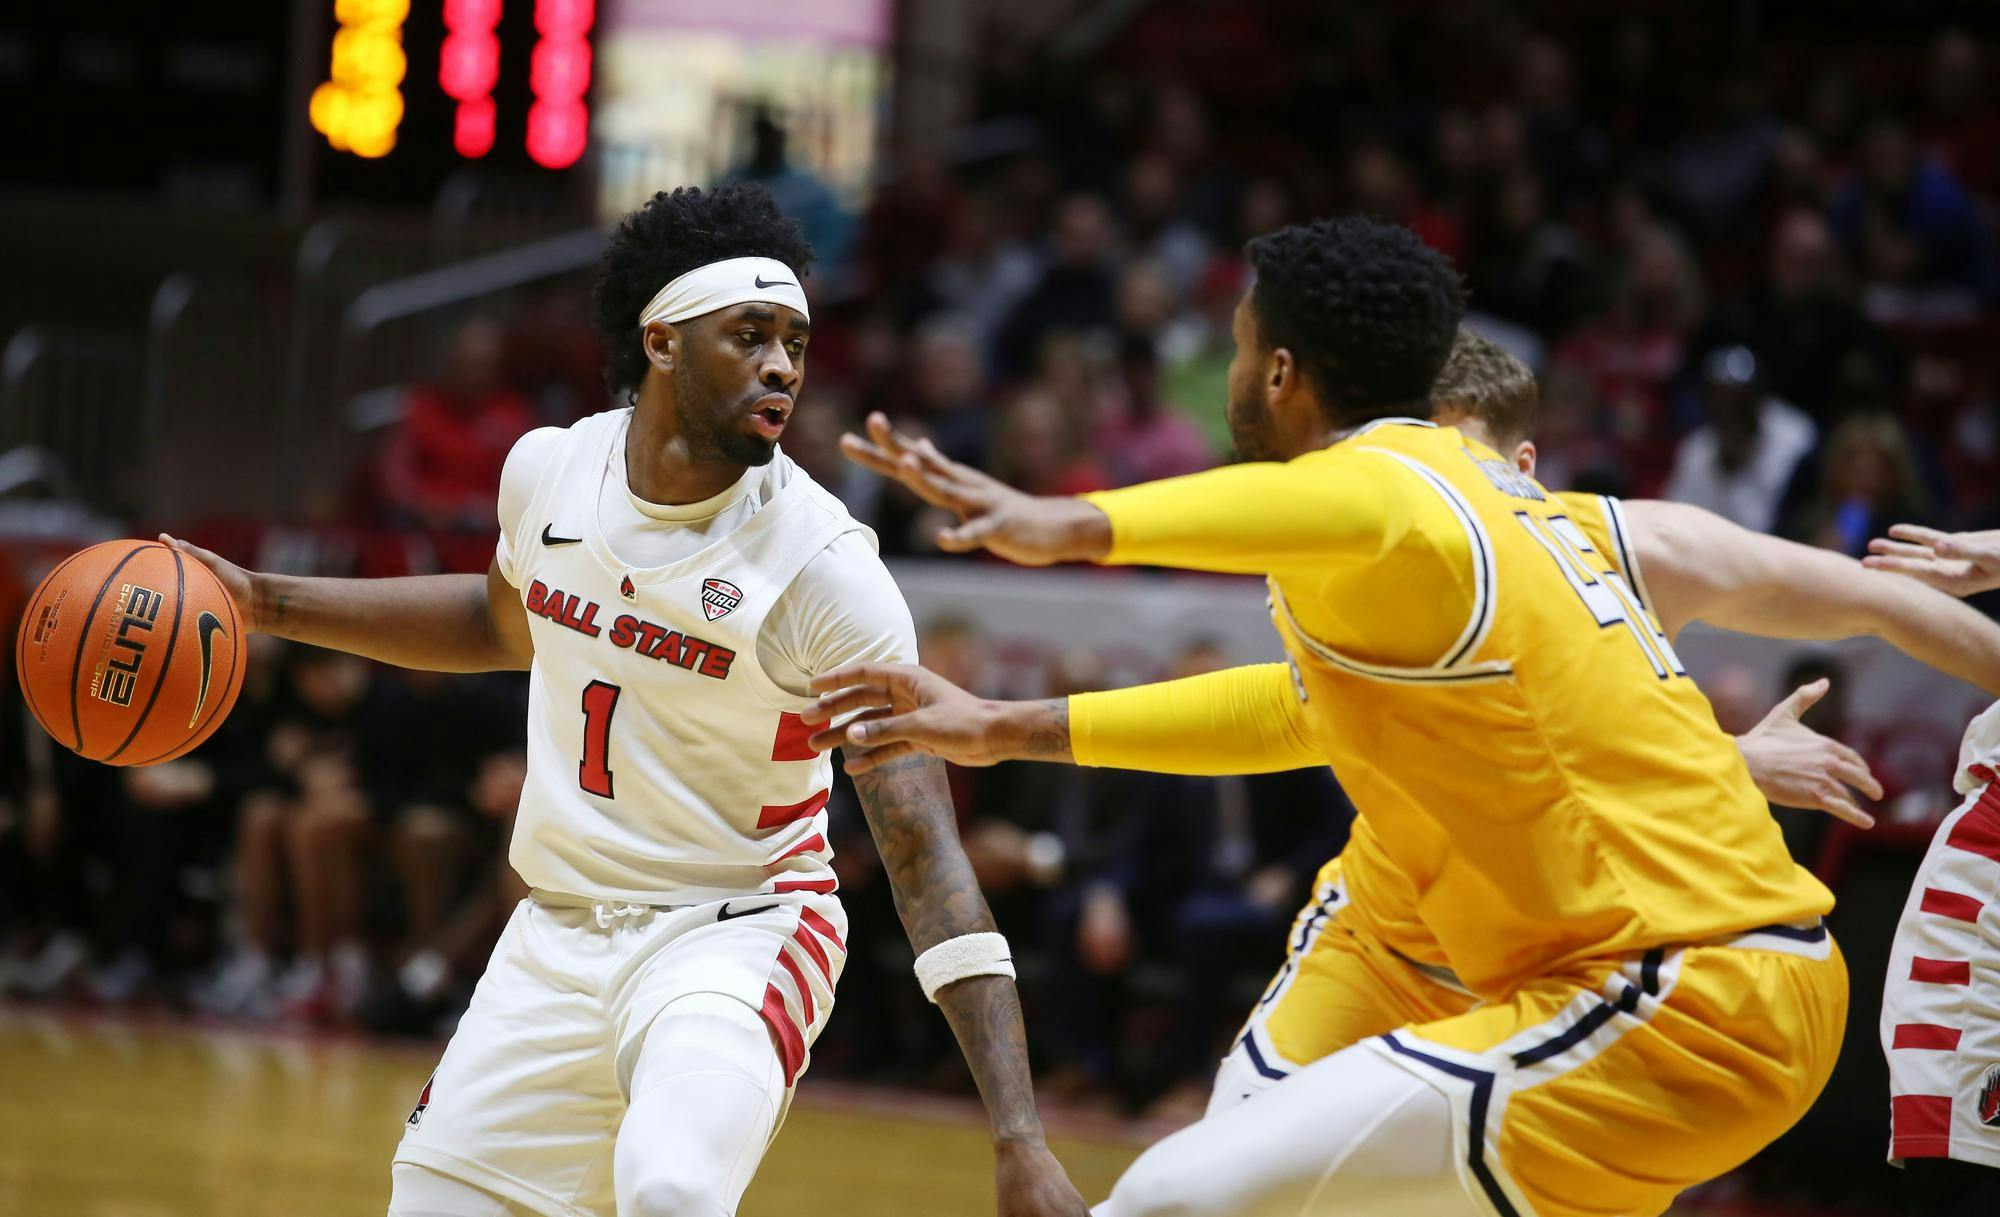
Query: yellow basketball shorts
1212 867 1848 1217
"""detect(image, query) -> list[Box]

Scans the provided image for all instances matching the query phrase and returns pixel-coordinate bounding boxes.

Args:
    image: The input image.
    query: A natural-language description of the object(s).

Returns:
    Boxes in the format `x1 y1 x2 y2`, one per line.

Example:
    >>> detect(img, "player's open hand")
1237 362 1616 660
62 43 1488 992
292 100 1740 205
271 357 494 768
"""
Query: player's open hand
995 1141 1091 1217
159 534 261 634
1864 524 2000 598
804 662 1007 774
841 412 1111 566
1735 678 1881 828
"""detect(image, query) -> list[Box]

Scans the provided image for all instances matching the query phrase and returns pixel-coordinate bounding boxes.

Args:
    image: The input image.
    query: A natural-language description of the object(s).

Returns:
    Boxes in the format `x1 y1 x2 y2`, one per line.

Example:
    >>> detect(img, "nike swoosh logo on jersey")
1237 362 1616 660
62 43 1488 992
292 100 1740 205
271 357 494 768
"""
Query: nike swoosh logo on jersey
541 524 582 546
188 611 225 729
753 275 794 289
716 901 779 922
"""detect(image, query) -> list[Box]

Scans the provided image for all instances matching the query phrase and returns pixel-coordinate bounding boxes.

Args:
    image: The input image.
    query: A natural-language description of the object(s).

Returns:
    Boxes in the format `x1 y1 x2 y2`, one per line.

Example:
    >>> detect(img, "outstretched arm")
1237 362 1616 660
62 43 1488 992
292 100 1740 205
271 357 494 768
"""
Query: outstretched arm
165 536 533 673
840 412 1410 574
847 753 1086 1217
1625 501 2000 695
805 662 1321 777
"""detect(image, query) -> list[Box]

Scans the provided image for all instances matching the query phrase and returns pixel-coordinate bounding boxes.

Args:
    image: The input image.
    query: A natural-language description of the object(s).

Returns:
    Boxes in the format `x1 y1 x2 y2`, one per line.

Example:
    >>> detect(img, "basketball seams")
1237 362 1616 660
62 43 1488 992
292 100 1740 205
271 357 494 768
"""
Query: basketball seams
15 547 93 739
103 547 186 764
129 551 247 767
65 542 149 755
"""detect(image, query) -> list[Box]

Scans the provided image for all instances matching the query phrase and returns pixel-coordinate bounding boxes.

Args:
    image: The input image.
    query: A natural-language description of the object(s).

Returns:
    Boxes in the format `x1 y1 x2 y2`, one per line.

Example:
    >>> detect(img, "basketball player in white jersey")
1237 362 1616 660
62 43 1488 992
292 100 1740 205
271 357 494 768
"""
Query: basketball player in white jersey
1864 523 2000 1216
165 183 1088 1217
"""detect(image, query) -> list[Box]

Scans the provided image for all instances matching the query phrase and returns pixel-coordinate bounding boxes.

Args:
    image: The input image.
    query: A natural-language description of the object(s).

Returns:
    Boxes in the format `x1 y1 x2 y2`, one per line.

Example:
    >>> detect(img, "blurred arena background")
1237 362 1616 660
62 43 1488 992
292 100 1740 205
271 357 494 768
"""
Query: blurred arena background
4 1 2000 1213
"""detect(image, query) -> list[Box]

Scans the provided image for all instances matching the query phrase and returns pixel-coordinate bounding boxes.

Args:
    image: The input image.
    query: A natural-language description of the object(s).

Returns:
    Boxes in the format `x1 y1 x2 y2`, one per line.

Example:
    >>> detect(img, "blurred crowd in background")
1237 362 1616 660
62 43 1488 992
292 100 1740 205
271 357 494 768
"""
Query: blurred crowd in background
4 4 2000 1165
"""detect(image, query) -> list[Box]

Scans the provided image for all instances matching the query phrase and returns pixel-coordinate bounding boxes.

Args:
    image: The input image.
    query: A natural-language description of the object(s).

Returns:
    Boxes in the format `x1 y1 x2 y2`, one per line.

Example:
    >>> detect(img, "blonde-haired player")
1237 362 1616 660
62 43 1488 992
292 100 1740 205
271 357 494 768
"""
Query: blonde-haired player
801 217 1987 1216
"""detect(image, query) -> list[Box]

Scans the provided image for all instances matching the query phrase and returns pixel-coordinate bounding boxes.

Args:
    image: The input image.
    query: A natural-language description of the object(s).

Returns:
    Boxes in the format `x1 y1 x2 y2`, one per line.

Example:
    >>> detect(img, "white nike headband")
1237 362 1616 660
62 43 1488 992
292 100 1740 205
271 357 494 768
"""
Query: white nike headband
637 256 810 328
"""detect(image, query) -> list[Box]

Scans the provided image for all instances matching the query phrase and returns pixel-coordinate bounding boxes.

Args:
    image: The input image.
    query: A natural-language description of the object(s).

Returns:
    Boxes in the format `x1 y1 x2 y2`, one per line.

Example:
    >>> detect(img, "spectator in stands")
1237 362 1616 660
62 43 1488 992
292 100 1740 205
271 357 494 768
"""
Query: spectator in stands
362 685 529 1036
730 107 855 276
1465 165 1589 335
990 389 1111 498
1551 224 1705 494
994 193 1122 377
1093 336 1212 486
1663 346 1818 533
908 318 991 468
1122 154 1211 297
375 317 535 532
1914 30 2000 214
264 649 380 1020
1829 113 1997 314
1786 413 1934 558
1706 210 1895 425
904 197 1042 351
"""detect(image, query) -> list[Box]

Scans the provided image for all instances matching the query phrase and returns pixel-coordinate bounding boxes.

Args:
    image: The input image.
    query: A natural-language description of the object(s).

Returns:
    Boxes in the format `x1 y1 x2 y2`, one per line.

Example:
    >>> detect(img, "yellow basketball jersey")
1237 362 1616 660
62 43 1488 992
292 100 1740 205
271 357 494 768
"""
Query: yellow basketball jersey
1281 422 1830 998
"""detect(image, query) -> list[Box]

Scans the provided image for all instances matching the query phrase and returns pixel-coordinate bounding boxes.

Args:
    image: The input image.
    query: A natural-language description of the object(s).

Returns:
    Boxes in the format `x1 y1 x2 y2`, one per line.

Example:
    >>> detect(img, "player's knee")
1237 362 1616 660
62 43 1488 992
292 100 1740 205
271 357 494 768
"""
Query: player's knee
623 1166 729 1217
1103 1149 1207 1217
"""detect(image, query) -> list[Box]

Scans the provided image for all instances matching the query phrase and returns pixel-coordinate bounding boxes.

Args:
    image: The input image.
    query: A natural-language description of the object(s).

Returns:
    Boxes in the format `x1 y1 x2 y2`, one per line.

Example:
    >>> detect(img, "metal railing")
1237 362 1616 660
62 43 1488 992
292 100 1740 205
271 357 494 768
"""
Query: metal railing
0 326 146 518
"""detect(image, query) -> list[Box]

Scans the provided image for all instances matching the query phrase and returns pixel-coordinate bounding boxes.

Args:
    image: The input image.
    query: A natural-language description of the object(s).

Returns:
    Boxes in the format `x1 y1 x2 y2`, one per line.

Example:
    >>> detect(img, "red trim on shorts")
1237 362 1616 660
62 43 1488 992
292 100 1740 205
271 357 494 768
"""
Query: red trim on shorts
773 833 826 863
760 983 806 1085
791 926 834 985
1892 1023 1964 1050
1910 957 1972 985
773 878 837 895
776 950 817 1025
757 789 830 829
1920 887 1986 924
1945 788 2000 864
1892 1094 1955 1159
771 713 818 762
799 907 845 953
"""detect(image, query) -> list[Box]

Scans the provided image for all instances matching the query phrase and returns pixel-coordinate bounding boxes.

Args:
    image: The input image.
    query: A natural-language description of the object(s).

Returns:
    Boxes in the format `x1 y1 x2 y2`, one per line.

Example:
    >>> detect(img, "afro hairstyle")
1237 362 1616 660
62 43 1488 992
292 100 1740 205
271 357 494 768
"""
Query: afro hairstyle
1244 216 1464 425
591 182 815 398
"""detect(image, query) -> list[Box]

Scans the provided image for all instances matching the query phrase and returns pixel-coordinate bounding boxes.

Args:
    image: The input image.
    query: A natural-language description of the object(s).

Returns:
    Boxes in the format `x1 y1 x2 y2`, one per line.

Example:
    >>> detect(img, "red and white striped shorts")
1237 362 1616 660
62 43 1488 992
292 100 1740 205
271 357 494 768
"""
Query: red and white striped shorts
1882 780 2000 1169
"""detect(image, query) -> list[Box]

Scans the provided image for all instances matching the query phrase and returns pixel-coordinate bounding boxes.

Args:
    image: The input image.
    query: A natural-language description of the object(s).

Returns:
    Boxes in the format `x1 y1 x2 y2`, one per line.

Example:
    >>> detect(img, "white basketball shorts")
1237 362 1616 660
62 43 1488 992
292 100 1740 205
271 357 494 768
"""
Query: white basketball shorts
394 890 846 1216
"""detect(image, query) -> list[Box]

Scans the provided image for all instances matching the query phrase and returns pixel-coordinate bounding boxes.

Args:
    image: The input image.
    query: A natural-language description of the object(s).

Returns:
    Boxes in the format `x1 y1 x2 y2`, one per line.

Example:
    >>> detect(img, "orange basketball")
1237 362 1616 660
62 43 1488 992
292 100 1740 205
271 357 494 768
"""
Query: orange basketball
14 540 248 766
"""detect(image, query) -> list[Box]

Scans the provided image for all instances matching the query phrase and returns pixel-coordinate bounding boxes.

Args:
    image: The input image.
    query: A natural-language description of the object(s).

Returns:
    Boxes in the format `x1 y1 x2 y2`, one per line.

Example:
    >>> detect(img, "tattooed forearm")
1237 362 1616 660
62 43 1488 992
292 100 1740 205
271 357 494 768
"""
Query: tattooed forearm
850 752 1048 1145
1019 699 1071 762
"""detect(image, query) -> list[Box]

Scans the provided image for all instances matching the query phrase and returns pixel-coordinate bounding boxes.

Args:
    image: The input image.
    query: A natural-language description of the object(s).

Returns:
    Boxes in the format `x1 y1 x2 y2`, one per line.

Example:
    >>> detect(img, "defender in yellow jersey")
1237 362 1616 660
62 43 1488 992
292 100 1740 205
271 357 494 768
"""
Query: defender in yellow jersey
1209 332 2000 1139
803 218 1856 1216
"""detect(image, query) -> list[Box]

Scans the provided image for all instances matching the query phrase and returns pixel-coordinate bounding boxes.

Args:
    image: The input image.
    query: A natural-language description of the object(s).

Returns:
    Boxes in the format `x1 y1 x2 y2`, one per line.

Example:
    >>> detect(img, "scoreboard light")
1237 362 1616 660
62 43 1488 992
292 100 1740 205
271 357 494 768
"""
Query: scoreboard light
526 0 593 169
441 0 502 158
315 0 594 168
311 0 411 159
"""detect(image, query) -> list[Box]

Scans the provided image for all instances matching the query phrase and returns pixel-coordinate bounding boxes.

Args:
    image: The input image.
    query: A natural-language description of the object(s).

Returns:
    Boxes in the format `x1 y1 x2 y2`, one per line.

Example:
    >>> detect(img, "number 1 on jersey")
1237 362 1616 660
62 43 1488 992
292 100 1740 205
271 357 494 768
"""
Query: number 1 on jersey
579 680 622 797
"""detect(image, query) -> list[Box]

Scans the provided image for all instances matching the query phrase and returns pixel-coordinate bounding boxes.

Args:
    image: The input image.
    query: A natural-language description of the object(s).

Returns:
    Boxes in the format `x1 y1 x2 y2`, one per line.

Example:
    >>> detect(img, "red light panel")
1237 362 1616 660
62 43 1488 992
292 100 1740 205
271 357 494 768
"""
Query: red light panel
534 0 594 37
526 0 593 168
454 94 497 157
439 32 500 99
526 98 587 169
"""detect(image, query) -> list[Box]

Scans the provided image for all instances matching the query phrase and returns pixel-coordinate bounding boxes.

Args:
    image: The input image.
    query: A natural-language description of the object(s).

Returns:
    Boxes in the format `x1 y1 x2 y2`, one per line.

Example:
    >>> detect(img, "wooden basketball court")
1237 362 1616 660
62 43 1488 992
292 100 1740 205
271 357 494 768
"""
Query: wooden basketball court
0 1007 1143 1216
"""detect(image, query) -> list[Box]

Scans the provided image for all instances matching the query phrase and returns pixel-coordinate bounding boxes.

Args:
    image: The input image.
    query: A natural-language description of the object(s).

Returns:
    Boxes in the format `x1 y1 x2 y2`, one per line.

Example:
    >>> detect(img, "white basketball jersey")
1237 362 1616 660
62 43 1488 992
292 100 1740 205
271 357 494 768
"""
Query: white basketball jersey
505 409 866 903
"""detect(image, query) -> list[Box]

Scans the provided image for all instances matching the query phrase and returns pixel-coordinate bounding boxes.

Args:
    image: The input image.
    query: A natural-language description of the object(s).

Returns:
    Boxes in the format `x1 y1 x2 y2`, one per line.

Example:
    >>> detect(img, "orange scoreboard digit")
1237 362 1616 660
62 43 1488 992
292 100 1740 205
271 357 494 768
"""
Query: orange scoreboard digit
312 0 594 167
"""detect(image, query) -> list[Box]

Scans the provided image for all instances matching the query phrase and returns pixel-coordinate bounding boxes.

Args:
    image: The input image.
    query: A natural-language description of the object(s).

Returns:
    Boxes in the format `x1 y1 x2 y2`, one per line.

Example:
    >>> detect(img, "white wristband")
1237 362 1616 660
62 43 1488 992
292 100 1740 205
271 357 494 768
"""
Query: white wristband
913 932 1015 1003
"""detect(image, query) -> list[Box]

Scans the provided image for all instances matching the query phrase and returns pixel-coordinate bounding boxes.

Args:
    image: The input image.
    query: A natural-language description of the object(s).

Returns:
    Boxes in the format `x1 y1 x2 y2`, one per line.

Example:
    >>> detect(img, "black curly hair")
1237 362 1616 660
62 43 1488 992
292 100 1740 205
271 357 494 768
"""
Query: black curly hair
591 183 815 398
1244 217 1465 426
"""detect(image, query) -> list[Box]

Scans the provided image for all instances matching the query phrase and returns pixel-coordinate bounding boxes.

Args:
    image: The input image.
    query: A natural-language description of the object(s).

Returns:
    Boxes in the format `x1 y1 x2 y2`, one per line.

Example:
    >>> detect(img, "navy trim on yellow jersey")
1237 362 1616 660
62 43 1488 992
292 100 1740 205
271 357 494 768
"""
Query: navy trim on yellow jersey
1268 444 1513 685
1273 582 1515 685
1600 495 1652 615
1380 1034 1520 1217
1239 1033 1290 1082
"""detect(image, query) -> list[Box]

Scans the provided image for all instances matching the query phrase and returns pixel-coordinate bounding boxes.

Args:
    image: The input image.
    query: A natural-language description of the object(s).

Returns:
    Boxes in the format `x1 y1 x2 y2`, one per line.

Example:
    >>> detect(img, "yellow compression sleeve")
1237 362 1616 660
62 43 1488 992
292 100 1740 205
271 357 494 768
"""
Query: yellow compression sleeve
1080 451 1416 578
1069 662 1325 776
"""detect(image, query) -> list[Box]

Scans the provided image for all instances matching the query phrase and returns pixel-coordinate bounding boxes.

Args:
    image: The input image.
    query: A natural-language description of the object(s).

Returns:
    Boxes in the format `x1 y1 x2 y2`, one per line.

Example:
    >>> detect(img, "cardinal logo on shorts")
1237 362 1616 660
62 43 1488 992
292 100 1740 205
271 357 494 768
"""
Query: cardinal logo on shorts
1979 1064 2000 1128
408 1073 435 1127
701 578 743 621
